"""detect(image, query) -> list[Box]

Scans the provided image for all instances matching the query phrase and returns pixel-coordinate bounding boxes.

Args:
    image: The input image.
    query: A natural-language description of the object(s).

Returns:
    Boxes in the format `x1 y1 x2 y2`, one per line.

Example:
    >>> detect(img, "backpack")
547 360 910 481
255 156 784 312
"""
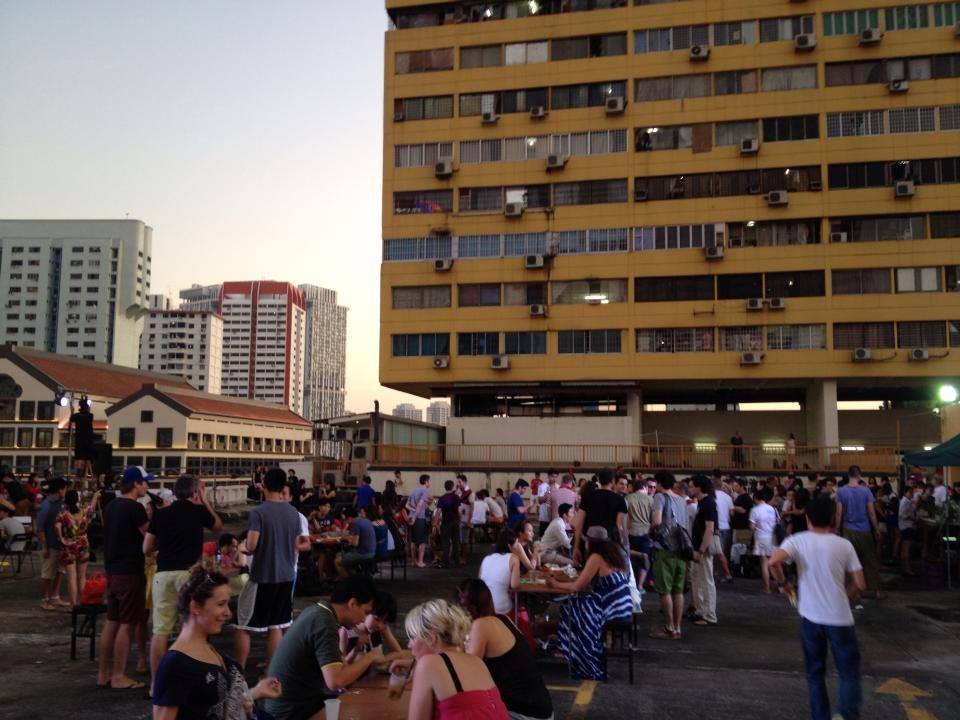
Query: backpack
653 495 695 561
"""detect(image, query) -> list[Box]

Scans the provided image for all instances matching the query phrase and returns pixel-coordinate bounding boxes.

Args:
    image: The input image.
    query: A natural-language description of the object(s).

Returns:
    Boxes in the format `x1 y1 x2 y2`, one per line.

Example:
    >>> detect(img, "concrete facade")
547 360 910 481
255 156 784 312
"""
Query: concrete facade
139 310 223 394
299 284 347 422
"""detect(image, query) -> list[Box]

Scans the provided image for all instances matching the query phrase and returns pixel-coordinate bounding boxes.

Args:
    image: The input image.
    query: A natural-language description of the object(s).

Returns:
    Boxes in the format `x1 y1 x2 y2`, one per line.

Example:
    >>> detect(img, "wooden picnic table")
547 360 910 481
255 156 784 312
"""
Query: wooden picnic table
513 569 577 623
316 673 409 720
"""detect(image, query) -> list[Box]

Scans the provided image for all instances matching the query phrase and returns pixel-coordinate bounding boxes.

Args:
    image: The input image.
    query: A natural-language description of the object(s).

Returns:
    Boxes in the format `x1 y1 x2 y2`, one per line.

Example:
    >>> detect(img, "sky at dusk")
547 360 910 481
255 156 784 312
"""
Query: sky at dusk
0 1 428 414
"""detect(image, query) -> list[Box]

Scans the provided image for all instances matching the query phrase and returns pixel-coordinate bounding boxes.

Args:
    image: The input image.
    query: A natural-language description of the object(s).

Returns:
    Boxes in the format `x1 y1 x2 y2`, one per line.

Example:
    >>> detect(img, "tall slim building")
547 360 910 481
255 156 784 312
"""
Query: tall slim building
220 281 307 415
179 284 222 313
299 285 348 421
381 1 960 450
139 310 224 393
426 400 450 426
393 402 423 422
148 294 174 311
0 219 152 367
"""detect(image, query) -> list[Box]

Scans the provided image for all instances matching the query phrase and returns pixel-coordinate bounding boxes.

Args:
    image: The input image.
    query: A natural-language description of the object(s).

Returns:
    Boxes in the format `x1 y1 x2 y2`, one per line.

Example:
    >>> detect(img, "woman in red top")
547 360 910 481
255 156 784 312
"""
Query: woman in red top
395 599 508 720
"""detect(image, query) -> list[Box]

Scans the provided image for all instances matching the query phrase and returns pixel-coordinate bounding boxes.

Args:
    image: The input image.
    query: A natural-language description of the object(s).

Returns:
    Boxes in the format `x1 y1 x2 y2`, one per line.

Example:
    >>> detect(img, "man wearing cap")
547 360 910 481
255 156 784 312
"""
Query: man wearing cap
142 474 222 695
97 466 152 690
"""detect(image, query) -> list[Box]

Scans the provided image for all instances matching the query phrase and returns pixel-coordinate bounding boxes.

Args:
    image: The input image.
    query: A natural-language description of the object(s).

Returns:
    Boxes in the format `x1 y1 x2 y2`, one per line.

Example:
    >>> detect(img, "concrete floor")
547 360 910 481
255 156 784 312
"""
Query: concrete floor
1 533 958 720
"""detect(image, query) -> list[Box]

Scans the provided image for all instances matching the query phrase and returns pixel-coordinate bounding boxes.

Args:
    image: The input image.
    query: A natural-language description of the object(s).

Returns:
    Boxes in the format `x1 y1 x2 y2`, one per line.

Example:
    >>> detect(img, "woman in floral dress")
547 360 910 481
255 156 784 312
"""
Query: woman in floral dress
55 489 98 606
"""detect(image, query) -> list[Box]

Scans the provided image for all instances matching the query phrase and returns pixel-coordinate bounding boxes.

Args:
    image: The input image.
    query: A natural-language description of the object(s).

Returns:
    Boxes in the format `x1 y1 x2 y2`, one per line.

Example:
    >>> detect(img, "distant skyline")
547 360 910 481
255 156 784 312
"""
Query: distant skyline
0 1 436 412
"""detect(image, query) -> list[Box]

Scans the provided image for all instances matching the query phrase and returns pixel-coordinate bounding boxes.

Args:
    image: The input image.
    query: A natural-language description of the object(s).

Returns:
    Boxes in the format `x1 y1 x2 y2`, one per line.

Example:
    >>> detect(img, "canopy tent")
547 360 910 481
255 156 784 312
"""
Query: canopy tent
902 434 960 467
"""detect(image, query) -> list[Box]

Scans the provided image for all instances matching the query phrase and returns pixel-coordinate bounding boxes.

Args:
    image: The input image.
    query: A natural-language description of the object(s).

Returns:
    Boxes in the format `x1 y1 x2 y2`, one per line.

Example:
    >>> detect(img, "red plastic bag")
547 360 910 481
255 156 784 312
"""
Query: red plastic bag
81 572 107 606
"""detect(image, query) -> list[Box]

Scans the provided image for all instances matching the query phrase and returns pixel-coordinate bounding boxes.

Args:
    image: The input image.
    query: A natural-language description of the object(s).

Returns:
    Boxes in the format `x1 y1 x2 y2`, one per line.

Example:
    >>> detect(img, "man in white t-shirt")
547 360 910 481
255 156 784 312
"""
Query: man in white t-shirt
712 476 734 582
770 494 865 720
536 471 558 536
749 488 779 593
931 475 948 506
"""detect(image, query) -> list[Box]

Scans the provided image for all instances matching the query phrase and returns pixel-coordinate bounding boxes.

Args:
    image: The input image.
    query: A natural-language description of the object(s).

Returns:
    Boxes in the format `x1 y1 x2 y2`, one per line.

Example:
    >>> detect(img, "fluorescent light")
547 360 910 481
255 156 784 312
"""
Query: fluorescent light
746 221 756 227
841 445 866 452
694 443 717 452
584 294 608 302
924 445 934 451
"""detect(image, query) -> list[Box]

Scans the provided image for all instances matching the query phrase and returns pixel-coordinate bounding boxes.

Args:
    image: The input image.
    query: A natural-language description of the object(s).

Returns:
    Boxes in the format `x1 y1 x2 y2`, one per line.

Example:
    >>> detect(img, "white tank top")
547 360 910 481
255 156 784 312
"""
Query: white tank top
479 552 513 614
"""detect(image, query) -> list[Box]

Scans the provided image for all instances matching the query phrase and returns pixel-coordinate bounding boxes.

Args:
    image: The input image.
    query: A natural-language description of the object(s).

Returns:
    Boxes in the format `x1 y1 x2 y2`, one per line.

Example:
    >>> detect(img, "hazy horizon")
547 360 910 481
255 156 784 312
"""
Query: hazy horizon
0 1 439 413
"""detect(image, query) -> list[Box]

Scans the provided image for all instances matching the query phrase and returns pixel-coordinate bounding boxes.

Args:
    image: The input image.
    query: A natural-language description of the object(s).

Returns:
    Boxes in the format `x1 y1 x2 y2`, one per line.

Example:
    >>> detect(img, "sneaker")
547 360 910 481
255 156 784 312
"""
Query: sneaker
854 604 865 612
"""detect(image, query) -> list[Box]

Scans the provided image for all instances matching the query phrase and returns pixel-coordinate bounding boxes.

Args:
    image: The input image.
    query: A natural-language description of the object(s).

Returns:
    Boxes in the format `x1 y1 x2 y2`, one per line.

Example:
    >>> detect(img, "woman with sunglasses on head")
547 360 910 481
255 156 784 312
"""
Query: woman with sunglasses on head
152 565 282 719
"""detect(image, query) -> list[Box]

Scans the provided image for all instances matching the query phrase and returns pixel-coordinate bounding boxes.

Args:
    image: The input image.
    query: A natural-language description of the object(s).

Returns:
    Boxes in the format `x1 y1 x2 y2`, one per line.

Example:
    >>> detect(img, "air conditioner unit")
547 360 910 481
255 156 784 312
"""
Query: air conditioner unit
435 158 454 178
830 232 848 243
689 44 710 61
333 427 354 442
505 202 524 218
888 78 909 93
530 304 547 317
705 245 725 260
605 96 626 115
852 347 872 362
491 355 509 370
433 258 453 272
746 297 764 311
909 348 930 362
433 356 450 369
393 111 405 122
740 138 759 155
747 183 762 195
859 28 883 45
809 179 823 191
767 190 789 206
768 297 786 310
740 352 763 365
635 188 649 201
524 254 546 269
546 154 567 171
481 110 500 124
794 33 816 51
895 180 916 197
530 105 548 119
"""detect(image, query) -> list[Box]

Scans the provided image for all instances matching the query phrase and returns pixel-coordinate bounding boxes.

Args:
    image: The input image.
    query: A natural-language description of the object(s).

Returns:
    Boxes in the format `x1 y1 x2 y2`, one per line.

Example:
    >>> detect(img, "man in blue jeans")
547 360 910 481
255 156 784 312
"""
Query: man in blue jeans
770 495 866 720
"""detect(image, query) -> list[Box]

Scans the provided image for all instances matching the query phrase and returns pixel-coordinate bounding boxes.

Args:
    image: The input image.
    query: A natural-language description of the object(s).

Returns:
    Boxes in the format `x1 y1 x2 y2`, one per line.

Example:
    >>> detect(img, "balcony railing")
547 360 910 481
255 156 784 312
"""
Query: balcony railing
367 443 899 474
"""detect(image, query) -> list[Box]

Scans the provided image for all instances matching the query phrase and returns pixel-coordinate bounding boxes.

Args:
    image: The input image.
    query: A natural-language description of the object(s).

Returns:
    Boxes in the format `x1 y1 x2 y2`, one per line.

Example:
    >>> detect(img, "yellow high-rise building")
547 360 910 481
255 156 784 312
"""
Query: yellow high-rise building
380 0 959 459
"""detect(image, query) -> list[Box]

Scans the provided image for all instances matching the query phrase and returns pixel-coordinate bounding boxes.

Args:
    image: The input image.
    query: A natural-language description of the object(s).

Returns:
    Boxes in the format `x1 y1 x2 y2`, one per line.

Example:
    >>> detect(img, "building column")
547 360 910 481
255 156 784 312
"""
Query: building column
805 380 839 449
626 390 643 446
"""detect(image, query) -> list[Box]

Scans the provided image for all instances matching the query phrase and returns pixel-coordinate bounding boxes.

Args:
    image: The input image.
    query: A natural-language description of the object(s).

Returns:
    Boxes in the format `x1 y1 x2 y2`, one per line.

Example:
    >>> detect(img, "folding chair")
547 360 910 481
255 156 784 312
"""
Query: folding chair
0 532 35 578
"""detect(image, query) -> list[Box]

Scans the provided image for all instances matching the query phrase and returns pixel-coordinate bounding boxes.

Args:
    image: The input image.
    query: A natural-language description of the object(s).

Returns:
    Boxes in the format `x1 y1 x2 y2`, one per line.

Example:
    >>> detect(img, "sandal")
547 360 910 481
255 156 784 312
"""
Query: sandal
40 601 57 612
649 627 675 640
693 619 717 627
111 680 147 690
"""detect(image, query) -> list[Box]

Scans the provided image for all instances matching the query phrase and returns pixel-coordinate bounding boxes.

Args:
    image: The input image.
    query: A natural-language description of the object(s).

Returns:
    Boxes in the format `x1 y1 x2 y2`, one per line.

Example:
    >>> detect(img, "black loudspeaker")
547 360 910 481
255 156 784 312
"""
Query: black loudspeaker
93 442 113 476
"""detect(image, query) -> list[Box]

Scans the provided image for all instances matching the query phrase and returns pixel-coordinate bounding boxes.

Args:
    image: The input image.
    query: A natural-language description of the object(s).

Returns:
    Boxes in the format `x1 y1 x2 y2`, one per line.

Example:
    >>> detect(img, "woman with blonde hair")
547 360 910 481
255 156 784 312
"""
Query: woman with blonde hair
392 599 508 720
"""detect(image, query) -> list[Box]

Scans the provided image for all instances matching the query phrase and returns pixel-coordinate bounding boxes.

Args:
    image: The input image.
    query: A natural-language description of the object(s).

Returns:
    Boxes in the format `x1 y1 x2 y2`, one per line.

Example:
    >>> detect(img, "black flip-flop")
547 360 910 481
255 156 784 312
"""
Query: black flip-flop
112 681 147 690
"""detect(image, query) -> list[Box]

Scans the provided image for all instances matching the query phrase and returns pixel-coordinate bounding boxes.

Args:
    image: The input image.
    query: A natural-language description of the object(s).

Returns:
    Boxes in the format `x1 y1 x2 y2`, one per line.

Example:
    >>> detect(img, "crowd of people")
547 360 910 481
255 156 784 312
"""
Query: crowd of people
2 461 958 720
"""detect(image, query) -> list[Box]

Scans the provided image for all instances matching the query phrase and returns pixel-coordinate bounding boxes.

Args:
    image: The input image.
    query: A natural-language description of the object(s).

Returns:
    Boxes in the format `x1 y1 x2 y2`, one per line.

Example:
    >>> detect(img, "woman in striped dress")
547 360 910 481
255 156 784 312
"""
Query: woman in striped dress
547 526 633 681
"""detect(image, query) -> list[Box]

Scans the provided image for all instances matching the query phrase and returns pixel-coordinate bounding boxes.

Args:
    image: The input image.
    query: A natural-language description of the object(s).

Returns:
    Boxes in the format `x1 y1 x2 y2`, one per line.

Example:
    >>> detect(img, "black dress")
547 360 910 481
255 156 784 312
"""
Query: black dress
70 411 95 461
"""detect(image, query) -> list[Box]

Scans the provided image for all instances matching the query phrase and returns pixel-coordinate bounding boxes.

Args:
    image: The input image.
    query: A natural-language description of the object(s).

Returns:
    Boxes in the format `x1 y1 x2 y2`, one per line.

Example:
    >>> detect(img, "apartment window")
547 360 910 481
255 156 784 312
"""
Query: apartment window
634 27 674 53
156 428 174 448
823 9 879 35
714 70 758 96
119 428 136 448
767 324 826 350
635 275 714 302
393 190 452 214
763 115 819 142
635 74 710 101
761 65 817 91
834 322 896 348
16 401 35 421
826 110 885 137
716 120 758 146
459 139 502 164
553 179 627 205
717 274 763 299
637 166 820 200
896 267 941 292
760 15 814 41
765 270 825 298
932 212 960 238
635 125 694 151
885 5 929 30
391 333 450 357
551 81 626 109
459 283 501 307
37 402 55 421
552 279 628 304
394 142 454 168
551 33 626 60
459 187 503 212
552 129 627 157
636 327 714 352
557 330 622 354
504 331 547 355
505 41 548 65
35 428 53 448
392 286 451 309
503 282 547 305
714 20 756 45
460 44 502 69
941 105 960 130
460 87 549 116
636 223 719 250
17 428 33 448
504 232 549 256
395 47 453 74
729 220 820 247
457 332 500 355
888 107 936 134
830 215 926 242
394 95 454 121
934 2 960 26
506 184 550 208
720 326 764 351
140 410 153 423
828 158 960 188
832 269 892 295
504 136 549 161
899 321 946 347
